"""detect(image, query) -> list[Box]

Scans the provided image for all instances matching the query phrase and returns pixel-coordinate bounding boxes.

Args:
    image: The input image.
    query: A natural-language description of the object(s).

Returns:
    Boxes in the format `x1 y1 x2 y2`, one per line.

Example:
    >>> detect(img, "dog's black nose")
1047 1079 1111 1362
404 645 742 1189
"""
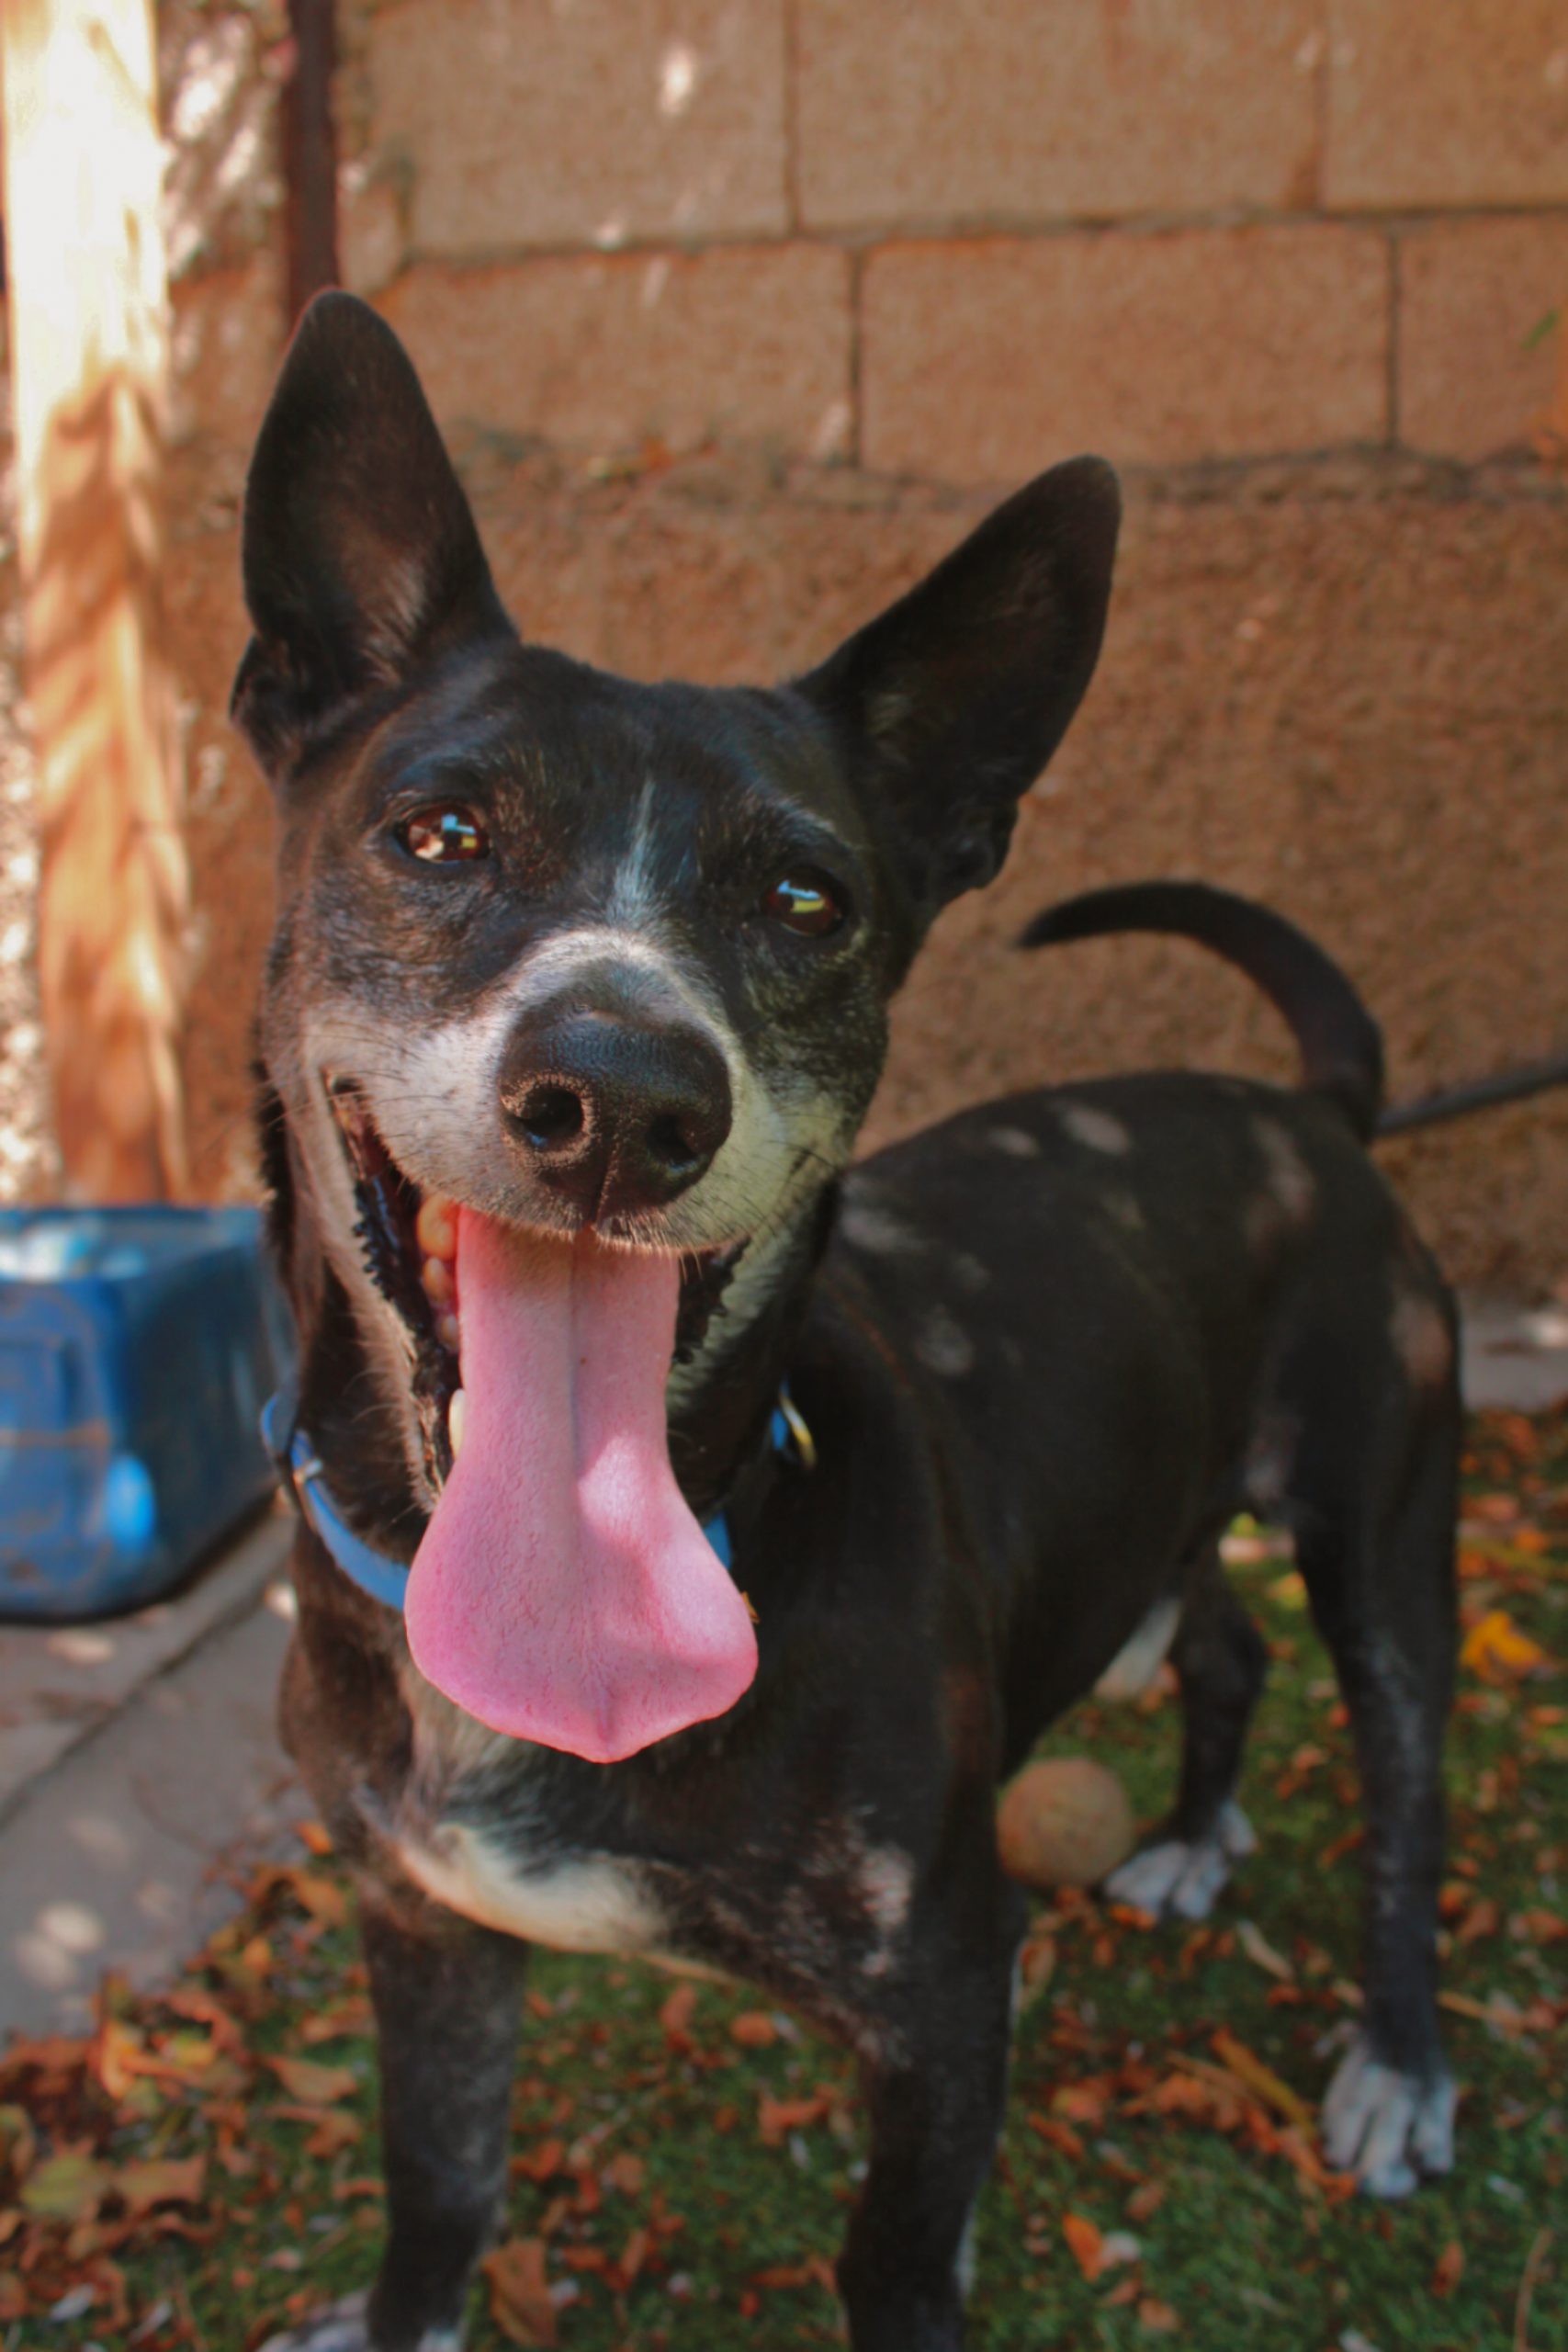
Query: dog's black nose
498 1001 732 1220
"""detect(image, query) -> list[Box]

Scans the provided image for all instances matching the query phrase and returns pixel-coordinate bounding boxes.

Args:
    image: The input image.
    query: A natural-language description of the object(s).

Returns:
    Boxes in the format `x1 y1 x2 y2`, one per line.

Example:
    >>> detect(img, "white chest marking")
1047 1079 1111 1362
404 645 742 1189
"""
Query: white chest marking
396 1823 665 1956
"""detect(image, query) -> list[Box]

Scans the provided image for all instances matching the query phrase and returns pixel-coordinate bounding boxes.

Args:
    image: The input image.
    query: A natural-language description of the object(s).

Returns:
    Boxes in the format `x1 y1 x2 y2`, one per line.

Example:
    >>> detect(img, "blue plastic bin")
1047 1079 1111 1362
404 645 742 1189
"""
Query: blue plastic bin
0 1206 293 1620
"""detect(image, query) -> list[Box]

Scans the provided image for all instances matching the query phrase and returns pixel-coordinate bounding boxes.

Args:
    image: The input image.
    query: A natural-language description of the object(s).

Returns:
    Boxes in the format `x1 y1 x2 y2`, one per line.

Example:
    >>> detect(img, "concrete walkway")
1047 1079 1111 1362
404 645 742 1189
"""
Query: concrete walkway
0 1294 1563 2042
1460 1295 1568 1415
0 1506 299 2037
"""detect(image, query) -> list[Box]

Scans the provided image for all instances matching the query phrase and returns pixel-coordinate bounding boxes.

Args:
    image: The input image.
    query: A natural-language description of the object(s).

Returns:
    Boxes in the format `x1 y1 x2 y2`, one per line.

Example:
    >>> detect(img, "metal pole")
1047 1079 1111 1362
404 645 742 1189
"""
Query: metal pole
283 0 340 326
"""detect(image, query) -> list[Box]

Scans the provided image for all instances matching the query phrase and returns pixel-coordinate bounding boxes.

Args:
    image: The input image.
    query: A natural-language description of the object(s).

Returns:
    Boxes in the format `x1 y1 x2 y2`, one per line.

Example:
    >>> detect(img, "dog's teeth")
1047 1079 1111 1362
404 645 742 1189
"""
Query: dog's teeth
436 1309 461 1355
448 1386 467 1458
422 1254 455 1306
416 1194 458 1261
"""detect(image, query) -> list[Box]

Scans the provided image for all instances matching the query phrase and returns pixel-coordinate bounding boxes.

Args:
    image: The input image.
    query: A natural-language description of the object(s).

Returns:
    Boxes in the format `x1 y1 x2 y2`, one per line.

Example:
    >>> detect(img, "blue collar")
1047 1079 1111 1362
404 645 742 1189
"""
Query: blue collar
261 1385 812 1611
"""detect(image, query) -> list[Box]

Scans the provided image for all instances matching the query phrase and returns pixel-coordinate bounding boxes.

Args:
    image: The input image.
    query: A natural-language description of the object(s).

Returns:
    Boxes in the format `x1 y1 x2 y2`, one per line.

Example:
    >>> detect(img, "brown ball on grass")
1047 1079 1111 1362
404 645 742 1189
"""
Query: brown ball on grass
997 1756 1137 1891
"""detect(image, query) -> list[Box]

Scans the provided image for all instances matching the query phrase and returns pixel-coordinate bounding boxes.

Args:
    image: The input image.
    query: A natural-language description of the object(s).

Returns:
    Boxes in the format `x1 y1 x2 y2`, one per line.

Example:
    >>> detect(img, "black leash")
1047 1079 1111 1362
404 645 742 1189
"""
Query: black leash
1379 1052 1568 1137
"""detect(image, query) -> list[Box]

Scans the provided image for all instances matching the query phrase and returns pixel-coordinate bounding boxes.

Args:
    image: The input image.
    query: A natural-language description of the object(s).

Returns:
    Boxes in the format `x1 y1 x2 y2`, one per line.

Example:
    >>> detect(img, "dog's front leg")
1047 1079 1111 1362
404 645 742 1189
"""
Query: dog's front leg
263 1891 525 2352
837 1881 1027 2352
362 1894 527 2345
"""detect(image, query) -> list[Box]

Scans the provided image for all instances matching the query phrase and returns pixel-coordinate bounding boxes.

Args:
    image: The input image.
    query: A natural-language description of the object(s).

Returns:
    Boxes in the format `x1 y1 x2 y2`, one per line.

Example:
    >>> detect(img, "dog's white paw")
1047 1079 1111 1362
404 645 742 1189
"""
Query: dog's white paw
256 2297 373 2352
1102 1800 1257 1919
257 2297 461 2352
1322 2033 1457 2198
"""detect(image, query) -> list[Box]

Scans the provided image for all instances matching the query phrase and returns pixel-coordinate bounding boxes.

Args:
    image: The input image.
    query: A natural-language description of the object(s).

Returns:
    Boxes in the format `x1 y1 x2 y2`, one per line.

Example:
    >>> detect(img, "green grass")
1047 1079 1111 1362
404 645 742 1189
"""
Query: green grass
2 1409 1563 2351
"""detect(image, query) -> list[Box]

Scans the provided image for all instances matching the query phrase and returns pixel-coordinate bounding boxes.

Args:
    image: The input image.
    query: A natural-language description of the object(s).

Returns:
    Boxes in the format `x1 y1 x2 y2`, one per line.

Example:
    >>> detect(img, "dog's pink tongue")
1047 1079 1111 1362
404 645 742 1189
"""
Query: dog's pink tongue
405 1214 758 1763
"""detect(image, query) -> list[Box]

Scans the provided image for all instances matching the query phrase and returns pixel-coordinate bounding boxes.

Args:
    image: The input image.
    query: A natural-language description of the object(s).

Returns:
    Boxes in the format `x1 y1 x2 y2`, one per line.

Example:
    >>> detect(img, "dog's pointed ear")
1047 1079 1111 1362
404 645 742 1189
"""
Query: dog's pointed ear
795 458 1120 916
231 291 511 777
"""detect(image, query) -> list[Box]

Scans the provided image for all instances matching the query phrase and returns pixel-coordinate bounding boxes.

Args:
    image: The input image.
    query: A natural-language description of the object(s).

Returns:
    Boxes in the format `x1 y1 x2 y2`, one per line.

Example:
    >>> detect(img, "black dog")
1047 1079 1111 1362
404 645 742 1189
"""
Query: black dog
243 295 1458 2352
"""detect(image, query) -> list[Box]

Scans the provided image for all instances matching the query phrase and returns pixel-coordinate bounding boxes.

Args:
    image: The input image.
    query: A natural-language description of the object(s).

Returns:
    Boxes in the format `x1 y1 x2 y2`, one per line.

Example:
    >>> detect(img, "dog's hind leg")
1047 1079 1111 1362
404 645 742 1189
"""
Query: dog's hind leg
262 1894 525 2352
1103 1548 1268 1920
1284 1312 1459 2198
837 1869 1027 2352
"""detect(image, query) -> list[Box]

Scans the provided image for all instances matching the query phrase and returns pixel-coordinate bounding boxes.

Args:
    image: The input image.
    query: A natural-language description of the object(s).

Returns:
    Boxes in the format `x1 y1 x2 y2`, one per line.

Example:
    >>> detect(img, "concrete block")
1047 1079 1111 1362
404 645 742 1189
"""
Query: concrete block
863 226 1390 479
797 0 1324 230
369 0 788 254
1325 0 1568 208
1398 215 1568 459
378 246 853 459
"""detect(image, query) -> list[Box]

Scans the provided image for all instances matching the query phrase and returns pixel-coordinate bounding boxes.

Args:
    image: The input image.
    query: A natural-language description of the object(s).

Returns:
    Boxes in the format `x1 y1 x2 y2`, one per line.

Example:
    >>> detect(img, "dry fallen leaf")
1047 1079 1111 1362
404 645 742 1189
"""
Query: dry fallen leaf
1431 2238 1464 2297
512 2139 565 2186
1052 2077 1111 2127
1211 2030 1314 2129
758 2092 832 2146
659 1983 698 2050
285 1871 351 1928
1460 1611 1553 1683
19 2151 108 2223
265 2055 359 2106
1063 2211 1104 2279
483 2235 557 2348
93 2019 144 2103
1126 2178 1168 2224
1455 1898 1500 1946
751 2255 837 2294
1235 1920 1295 1983
110 2154 207 2217
611 2223 649 2290
267 2108 363 2160
0 2104 36 2187
1029 2112 1087 2161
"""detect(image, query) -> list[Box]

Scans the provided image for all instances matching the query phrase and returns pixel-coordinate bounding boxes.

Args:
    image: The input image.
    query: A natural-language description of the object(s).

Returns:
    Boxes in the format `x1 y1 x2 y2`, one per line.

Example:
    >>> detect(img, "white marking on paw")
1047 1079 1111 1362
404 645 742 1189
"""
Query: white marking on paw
1103 1802 1257 1920
1321 2033 1457 2198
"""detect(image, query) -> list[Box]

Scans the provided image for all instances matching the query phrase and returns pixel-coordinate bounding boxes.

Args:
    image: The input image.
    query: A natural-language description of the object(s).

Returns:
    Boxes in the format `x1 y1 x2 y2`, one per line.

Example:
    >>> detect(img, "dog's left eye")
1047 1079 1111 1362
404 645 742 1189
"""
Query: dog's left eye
398 804 490 864
761 871 847 938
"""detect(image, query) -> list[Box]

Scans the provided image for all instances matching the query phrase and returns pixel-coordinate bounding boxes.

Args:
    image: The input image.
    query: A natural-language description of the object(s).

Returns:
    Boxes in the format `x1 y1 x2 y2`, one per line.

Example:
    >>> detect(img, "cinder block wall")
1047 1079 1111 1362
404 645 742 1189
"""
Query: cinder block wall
155 1 1568 1292
333 0 1568 474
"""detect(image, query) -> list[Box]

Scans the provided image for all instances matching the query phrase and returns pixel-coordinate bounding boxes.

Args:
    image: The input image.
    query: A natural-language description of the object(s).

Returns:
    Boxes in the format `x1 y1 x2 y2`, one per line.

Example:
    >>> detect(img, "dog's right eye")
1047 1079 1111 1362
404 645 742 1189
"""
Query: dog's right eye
397 804 490 864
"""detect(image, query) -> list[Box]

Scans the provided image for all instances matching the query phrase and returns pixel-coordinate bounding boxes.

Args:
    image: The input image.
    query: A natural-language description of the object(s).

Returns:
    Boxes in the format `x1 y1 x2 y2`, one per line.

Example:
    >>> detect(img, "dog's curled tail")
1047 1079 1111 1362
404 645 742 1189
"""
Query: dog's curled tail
1020 880 1384 1142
